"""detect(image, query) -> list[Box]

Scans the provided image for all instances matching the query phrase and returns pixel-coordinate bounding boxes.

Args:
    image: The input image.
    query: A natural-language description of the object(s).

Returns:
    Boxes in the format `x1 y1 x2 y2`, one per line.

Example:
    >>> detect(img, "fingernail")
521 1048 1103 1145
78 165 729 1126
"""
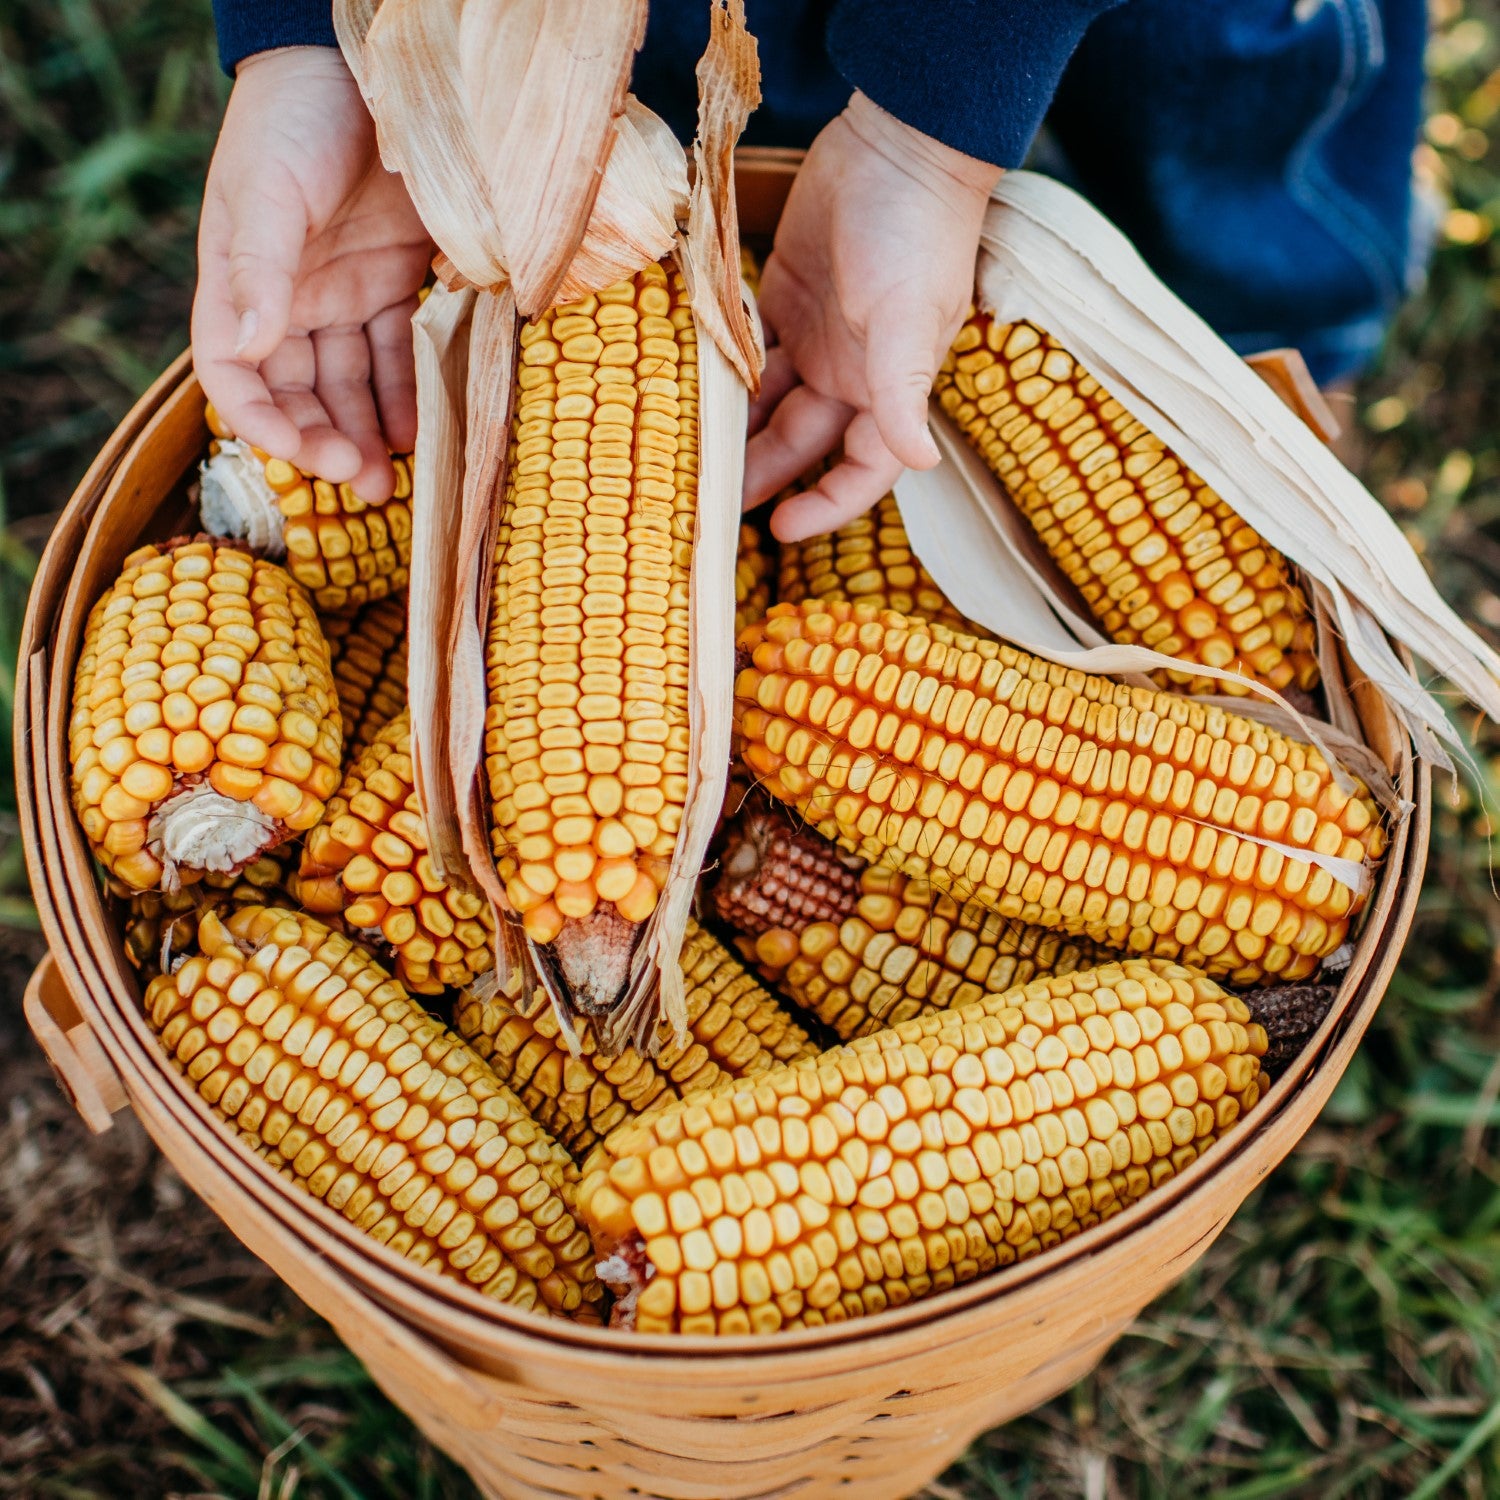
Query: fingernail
233 310 258 358
918 424 941 465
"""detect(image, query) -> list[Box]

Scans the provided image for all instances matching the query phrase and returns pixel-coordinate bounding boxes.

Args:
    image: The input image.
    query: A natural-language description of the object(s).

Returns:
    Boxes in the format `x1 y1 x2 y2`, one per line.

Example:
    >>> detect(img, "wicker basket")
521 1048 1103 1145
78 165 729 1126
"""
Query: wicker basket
17 151 1429 1500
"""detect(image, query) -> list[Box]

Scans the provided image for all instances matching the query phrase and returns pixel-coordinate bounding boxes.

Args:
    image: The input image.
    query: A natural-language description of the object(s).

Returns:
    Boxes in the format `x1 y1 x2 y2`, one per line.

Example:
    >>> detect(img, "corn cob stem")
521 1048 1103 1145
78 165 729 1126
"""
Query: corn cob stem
735 601 1383 984
144 906 601 1318
70 539 342 892
300 708 495 995
713 803 1116 1039
580 958 1267 1333
455 921 817 1155
936 315 1318 696
485 263 698 1015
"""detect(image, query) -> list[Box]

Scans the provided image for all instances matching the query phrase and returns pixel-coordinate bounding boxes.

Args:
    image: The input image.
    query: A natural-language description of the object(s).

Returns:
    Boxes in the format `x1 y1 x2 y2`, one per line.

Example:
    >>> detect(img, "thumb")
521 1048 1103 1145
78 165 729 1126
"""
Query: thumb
863 302 943 471
224 180 306 364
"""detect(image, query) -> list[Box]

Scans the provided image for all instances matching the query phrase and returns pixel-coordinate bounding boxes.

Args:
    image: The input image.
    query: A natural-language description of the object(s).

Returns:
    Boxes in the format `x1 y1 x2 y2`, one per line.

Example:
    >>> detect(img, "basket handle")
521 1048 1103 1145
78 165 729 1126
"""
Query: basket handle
24 953 129 1134
1245 347 1342 446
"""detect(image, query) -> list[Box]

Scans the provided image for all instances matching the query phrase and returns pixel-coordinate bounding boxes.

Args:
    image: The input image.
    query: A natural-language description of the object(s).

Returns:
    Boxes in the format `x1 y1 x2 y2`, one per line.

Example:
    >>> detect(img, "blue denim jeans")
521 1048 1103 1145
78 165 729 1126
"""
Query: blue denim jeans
1046 0 1430 383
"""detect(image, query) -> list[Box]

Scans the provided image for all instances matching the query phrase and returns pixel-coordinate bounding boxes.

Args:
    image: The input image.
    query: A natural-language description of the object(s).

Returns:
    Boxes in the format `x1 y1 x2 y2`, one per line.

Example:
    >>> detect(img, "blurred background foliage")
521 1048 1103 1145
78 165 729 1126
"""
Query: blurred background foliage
4 0 1500 1496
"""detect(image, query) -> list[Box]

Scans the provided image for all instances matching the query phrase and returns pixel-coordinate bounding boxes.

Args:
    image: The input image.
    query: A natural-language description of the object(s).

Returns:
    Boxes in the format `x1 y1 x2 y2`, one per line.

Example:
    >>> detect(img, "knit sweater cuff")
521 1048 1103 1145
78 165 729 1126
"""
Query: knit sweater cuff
212 0 338 74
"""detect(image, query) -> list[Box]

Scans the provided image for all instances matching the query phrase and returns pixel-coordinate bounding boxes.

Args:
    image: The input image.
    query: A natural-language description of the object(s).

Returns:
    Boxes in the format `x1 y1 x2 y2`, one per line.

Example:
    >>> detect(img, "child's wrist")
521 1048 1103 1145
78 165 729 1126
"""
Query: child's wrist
843 91 1003 198
234 44 351 83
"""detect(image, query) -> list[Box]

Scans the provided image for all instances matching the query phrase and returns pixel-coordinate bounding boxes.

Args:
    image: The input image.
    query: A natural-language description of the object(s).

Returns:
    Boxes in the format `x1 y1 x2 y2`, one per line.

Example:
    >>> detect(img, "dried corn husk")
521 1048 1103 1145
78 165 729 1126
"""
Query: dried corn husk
335 0 762 1052
896 171 1500 778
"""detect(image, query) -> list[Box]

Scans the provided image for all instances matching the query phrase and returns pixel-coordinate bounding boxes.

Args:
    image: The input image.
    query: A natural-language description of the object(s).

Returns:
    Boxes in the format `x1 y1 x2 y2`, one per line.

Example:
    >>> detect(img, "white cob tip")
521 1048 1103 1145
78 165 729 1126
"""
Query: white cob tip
148 784 276 892
198 440 288 557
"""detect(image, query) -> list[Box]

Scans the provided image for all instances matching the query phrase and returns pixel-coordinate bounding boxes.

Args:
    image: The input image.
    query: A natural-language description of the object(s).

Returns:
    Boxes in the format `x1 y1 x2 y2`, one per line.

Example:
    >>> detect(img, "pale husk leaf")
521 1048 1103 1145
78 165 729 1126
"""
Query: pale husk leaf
339 0 506 288
964 170 1500 770
337 0 689 311
676 0 764 391
448 288 519 942
404 283 475 885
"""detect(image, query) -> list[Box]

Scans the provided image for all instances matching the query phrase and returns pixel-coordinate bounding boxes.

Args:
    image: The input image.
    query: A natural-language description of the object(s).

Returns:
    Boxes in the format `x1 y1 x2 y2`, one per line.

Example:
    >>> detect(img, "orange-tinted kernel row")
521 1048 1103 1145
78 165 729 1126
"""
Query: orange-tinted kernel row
486 262 698 945
936 315 1318 696
299 710 494 995
146 907 600 1317
581 959 1266 1333
734 602 1383 984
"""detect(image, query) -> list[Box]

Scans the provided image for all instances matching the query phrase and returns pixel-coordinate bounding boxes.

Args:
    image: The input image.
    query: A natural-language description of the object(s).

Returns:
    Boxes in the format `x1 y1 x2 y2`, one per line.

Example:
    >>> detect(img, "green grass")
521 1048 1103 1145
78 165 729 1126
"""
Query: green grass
4 1 1500 1497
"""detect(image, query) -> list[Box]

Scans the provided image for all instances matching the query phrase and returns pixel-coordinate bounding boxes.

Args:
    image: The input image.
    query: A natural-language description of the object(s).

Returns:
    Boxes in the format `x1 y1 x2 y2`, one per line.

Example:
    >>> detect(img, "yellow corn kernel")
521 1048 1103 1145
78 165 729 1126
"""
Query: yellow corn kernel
200 406 414 614
712 803 1116 1038
777 486 972 634
69 539 342 892
299 708 494 995
145 907 600 1317
484 263 698 1011
321 592 409 763
935 315 1319 696
455 921 817 1154
736 522 774 637
580 957 1267 1333
734 600 1384 985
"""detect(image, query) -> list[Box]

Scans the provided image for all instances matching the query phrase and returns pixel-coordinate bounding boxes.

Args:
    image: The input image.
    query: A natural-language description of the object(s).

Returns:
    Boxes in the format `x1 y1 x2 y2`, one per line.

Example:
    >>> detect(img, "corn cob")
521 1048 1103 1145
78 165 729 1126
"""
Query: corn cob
321 593 409 763
935 315 1318 696
199 405 414 614
714 805 1115 1039
120 854 291 976
300 709 494 996
70 539 342 893
581 958 1267 1333
455 921 818 1155
144 905 601 1317
485 263 698 1013
713 802 866 940
777 489 973 634
736 522 774 637
735 601 1383 984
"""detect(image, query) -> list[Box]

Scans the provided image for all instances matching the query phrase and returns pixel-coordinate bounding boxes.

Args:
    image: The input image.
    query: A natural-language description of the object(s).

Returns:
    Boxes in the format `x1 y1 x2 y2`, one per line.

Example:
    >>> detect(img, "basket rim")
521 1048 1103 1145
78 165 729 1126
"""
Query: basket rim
17 216 1431 1372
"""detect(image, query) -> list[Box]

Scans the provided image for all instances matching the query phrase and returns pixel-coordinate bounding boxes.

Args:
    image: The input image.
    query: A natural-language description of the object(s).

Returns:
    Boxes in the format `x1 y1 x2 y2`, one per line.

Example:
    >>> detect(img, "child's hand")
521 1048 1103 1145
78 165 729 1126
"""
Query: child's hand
745 93 1001 542
191 47 433 502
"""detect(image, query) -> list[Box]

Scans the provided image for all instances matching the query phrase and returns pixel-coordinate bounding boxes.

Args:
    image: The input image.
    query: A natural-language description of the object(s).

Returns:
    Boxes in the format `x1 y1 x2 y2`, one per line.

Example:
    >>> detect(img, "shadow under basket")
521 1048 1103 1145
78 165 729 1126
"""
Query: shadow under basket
17 149 1430 1500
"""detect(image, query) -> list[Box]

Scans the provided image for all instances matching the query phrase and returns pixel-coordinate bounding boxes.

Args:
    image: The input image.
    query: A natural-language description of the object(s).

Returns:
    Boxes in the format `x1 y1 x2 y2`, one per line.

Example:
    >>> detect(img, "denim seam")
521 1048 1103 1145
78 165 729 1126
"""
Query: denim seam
1284 0 1404 310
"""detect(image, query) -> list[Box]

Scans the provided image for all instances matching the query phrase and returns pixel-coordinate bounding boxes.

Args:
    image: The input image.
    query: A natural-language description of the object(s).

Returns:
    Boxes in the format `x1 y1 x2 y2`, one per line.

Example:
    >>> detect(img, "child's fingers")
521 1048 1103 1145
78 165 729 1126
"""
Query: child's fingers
193 199 303 455
747 346 799 437
224 178 306 366
312 324 395 502
743 384 853 509
260 335 363 484
863 300 943 472
367 299 421 455
769 410 904 543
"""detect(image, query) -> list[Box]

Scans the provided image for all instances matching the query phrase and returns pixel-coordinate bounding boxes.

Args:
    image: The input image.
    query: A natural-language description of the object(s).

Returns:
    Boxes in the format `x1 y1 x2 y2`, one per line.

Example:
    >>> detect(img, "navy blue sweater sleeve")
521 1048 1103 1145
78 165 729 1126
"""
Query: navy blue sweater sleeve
213 0 335 73
826 0 1124 166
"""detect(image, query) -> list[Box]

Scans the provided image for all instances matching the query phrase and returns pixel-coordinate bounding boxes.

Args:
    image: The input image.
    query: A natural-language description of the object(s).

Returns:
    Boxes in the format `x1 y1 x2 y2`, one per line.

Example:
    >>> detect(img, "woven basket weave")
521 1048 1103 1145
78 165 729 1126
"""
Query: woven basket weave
17 151 1429 1500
